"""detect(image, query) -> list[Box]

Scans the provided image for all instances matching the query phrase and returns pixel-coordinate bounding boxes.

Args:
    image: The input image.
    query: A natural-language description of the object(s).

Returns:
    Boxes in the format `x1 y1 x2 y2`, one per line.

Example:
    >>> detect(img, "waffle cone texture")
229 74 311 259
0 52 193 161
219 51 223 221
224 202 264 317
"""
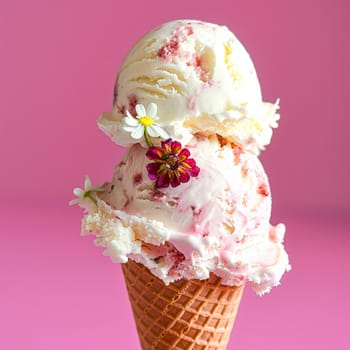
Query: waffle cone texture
122 260 244 350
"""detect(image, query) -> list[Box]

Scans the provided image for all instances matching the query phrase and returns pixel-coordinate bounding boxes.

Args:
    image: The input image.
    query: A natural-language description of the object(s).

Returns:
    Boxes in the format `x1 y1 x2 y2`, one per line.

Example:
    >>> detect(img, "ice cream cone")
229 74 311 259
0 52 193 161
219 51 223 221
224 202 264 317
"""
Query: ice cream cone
122 259 244 350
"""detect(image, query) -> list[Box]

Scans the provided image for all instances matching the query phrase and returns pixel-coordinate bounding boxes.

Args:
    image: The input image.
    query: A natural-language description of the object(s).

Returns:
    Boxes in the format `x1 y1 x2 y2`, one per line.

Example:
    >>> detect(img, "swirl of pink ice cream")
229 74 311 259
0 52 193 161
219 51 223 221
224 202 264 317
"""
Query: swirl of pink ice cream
81 137 290 295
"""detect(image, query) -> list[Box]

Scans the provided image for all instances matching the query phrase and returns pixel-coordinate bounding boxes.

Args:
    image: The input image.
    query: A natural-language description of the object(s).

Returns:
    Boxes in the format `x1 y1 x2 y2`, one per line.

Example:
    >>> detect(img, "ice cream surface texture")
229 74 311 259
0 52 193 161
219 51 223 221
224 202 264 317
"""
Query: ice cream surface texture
99 20 280 155
82 136 288 295
71 19 290 296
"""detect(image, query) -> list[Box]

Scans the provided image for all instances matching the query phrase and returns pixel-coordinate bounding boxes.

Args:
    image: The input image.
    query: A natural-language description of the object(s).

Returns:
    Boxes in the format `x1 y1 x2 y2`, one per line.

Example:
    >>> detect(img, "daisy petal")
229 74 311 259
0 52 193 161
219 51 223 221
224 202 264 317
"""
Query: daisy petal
123 116 139 126
131 125 145 139
73 188 83 197
135 104 146 117
123 125 137 132
69 198 80 206
147 126 158 137
84 176 91 190
147 103 157 118
153 125 169 139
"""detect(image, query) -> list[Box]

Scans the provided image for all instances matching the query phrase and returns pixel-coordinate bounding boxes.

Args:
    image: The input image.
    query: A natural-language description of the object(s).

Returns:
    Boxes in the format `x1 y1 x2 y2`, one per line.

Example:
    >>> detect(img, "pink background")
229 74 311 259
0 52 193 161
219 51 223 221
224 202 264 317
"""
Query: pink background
1 0 349 349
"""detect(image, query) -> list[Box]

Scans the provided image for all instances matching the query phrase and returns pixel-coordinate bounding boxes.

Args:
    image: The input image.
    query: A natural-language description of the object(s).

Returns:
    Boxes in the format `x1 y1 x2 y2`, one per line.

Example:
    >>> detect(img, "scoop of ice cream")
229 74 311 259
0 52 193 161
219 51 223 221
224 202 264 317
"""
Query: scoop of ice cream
81 137 289 295
99 20 280 154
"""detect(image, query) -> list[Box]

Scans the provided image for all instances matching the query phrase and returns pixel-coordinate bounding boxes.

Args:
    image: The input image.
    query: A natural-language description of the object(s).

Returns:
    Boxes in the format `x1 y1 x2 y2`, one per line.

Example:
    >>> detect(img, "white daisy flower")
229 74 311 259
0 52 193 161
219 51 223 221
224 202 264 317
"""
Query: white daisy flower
69 175 102 211
122 103 168 146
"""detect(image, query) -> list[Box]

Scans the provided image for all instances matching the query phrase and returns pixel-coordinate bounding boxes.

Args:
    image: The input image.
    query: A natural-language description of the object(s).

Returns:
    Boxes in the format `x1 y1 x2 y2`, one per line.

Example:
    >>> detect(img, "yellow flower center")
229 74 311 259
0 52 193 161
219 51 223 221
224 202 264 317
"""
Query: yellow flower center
139 116 154 126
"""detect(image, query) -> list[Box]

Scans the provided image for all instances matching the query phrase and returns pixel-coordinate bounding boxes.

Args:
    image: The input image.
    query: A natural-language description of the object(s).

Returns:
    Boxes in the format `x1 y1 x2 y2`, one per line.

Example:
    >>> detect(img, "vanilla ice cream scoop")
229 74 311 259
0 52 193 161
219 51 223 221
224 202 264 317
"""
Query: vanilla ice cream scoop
99 20 280 154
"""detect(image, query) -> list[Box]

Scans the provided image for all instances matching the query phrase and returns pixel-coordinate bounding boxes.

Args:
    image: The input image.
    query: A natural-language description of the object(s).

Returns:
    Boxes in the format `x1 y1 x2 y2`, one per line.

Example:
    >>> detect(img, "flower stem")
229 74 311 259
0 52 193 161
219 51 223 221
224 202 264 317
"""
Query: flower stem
144 128 153 147
84 191 98 206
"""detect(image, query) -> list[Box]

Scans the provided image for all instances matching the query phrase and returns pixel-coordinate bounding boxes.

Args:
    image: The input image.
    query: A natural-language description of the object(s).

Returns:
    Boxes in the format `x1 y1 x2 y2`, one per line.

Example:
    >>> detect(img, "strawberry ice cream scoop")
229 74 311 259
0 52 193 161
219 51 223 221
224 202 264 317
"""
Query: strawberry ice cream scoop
98 20 280 155
81 137 290 295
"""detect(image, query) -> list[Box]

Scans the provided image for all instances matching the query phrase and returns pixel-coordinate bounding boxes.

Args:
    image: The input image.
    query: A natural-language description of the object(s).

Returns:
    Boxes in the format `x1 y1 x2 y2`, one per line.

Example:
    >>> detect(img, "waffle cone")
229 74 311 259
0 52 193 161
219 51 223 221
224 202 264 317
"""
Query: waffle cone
122 260 244 350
